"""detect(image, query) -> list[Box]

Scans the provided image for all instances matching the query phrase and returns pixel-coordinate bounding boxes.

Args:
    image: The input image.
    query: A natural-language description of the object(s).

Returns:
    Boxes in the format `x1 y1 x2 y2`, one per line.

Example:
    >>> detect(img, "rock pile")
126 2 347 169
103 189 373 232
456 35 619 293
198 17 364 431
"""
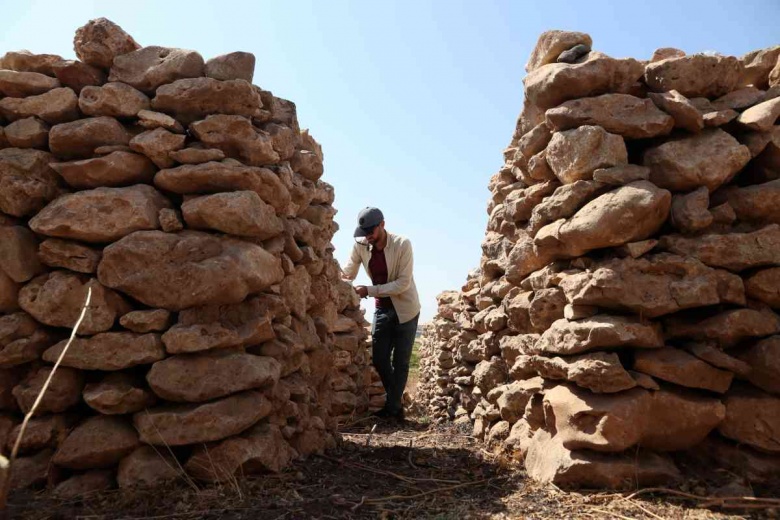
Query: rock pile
416 31 780 489
0 18 375 496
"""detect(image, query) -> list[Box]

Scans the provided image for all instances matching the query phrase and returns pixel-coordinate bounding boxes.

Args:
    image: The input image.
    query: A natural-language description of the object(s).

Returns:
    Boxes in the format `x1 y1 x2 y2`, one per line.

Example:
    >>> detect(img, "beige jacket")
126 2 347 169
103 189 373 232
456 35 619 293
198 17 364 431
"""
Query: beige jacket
342 232 421 324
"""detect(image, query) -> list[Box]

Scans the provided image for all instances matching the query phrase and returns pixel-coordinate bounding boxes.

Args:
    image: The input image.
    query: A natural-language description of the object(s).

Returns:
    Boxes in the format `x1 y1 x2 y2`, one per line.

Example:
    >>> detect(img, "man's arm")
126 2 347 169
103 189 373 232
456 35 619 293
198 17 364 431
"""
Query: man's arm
367 239 413 297
341 242 363 281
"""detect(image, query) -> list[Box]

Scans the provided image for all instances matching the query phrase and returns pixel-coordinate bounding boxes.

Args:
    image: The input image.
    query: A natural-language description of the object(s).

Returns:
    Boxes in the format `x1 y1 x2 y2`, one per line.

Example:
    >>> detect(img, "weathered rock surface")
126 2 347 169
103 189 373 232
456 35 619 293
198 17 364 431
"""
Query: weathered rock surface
49 116 131 158
83 372 157 414
633 347 733 393
644 55 742 98
526 352 635 393
546 126 627 184
119 309 171 333
79 82 150 117
117 446 181 489
13 366 84 414
38 239 102 273
0 148 61 217
0 226 45 282
738 336 780 394
53 415 139 469
43 332 165 371
190 115 279 166
182 191 284 239
526 30 593 72
151 77 262 124
129 127 186 168
745 267 780 308
74 18 140 69
108 46 205 93
534 316 664 355
0 70 61 98
0 87 79 124
205 51 255 82
665 307 780 348
29 185 171 243
719 385 780 453
648 90 703 133
50 151 156 189
133 390 272 446
98 231 284 311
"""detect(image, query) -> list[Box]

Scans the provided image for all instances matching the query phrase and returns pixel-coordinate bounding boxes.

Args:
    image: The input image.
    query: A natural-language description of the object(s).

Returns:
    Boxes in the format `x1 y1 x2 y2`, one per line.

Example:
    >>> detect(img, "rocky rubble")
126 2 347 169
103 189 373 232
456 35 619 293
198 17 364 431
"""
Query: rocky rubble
415 32 780 489
0 18 377 495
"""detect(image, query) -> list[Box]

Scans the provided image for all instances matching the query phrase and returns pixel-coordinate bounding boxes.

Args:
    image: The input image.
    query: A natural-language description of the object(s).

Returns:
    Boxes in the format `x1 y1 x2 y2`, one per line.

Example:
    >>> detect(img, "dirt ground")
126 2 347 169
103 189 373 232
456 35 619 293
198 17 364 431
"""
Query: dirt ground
8 414 774 520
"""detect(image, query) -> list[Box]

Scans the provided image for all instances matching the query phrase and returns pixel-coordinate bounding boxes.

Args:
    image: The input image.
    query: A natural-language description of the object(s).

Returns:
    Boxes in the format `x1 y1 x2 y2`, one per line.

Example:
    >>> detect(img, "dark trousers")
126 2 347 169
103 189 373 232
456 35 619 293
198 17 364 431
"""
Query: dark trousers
372 307 420 413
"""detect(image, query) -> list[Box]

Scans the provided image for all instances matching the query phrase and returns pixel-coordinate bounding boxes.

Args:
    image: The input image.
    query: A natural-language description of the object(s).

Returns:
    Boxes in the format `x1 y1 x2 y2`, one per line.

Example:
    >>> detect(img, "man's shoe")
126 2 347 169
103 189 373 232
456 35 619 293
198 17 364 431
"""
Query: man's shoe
390 408 405 422
371 407 392 418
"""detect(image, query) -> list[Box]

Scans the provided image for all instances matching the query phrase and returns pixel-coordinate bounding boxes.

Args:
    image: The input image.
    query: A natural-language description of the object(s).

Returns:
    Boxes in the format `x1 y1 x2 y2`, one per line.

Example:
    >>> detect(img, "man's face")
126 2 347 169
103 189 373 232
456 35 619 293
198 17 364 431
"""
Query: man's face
365 222 384 244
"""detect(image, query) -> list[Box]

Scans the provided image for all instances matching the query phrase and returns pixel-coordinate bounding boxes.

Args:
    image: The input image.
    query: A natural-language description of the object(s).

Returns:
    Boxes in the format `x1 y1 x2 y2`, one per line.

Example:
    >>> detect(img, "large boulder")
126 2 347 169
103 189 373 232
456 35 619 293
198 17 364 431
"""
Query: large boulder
49 116 131 158
558 254 745 318
0 87 80 124
154 161 291 214
659 224 780 272
534 181 671 258
535 316 664 356
524 52 644 110
182 191 284 239
29 185 171 243
108 46 204 93
147 350 281 402
0 148 61 217
644 55 742 98
50 151 156 189
546 94 673 139
633 347 733 393
19 272 130 335
52 415 139 470
151 78 262 124
133 390 272 446
98 231 284 311
546 126 627 184
190 115 279 166
643 129 751 192
185 423 295 481
73 18 140 69
43 332 165 371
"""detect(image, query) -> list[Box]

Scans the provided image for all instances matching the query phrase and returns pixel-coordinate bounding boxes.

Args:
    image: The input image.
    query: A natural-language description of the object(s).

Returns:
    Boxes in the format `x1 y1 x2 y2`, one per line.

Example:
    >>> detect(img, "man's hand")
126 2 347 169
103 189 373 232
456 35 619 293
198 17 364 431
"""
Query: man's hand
355 285 369 298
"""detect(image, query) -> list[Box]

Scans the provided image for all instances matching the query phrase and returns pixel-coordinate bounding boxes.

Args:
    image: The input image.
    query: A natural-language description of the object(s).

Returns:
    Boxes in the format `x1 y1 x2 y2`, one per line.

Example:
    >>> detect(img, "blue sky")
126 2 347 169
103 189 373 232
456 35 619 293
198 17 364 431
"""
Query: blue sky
2 0 778 323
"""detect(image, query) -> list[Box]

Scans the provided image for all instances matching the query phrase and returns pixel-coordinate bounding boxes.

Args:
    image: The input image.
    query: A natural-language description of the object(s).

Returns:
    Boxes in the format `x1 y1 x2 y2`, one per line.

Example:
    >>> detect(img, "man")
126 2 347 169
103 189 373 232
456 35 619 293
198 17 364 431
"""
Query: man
342 207 421 420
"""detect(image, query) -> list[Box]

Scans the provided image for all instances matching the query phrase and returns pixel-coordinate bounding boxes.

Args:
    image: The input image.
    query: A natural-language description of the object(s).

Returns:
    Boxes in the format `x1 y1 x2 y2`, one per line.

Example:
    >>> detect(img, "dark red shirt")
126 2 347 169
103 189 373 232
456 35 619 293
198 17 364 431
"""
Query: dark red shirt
368 247 394 309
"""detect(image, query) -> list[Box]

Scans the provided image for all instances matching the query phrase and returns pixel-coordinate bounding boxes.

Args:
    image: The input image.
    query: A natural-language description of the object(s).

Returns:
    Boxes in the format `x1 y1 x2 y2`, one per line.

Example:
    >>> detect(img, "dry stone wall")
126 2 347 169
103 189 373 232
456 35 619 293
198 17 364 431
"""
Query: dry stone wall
417 30 780 489
0 18 376 496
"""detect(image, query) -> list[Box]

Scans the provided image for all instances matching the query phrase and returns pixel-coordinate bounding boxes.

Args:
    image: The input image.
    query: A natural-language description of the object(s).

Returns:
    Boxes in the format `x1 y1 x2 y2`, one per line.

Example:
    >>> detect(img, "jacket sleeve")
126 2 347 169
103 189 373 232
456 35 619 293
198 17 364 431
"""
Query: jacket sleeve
341 243 363 281
367 239 413 297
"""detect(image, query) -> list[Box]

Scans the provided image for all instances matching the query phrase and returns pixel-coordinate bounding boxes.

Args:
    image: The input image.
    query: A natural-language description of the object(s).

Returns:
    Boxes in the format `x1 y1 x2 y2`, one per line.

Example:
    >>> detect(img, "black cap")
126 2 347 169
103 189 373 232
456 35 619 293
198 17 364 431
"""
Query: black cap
354 207 384 237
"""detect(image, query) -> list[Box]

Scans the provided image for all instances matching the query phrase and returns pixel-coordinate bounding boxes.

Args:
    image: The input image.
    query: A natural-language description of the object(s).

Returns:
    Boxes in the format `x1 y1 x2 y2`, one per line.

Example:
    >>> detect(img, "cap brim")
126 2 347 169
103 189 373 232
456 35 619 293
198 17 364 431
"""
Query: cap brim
354 226 370 238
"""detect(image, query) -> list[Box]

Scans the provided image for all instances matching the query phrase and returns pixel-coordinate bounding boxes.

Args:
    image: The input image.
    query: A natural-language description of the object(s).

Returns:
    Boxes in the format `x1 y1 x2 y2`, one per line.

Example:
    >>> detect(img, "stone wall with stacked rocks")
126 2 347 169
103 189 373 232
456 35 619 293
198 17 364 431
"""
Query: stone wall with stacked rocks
0 18 375 497
416 30 780 489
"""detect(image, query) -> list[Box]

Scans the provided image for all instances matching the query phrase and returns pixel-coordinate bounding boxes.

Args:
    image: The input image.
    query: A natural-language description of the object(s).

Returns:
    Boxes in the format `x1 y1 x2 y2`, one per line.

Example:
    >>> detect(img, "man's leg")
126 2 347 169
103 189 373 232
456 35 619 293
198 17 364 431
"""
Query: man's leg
371 307 398 413
387 313 420 413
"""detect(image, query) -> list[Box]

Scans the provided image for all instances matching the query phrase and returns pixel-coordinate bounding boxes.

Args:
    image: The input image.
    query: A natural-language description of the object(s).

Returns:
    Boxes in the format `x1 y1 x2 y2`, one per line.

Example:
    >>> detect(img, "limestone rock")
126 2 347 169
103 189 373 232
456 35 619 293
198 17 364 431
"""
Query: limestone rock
703 109 739 127
559 254 744 318
545 94 673 139
205 51 255 82
117 446 180 489
38 239 102 274
79 81 150 118
496 378 545 423
0 70 61 98
1 50 62 76
643 129 751 192
670 187 713 232
722 179 780 224
527 180 608 234
0 226 45 282
647 90 704 132
524 52 644 110
53 415 139 469
6 415 70 454
9 450 53 490
83 372 157 415
745 267 780 308
0 272 20 312
98 231 284 311
30 185 170 243
13 366 84 414
516 122 553 161
52 60 106 94
129 127 186 168
0 148 61 216
74 18 140 69
108 46 204 93
154 161 291 214
5 117 49 149
136 109 185 133
591 164 649 186
633 347 733 393
53 471 113 498
738 336 780 394
737 97 780 133
49 116 131 158
659 225 780 272
685 342 752 378
158 208 184 232
526 31 592 72
641 388 726 451
0 87 79 124
182 191 284 239
151 77 262 124
528 352 636 393
645 55 742 98
185 423 295 481
650 48 686 62
665 307 780 348
43 332 165 371
168 146 225 164
133 390 272 446
50 151 156 189
19 272 130 335
546 126 627 184
119 309 171 333
535 181 670 258
147 350 280 402
535 316 664 356
740 45 780 89
473 357 507 393
190 115 279 167
719 385 780 453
